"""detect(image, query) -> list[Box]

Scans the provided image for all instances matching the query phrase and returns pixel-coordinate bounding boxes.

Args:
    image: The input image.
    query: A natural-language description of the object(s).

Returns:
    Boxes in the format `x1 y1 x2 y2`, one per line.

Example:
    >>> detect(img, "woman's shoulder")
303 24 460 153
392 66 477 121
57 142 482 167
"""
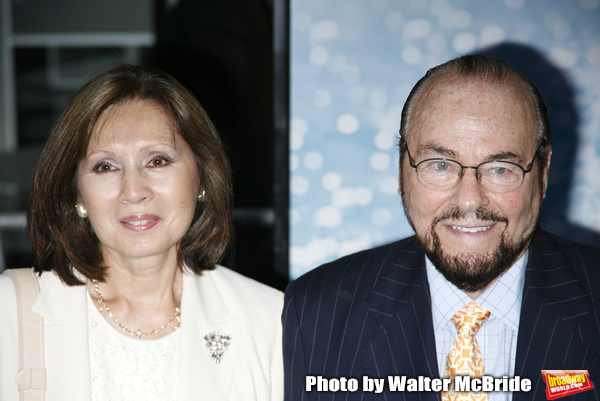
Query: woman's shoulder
0 272 19 401
192 265 283 313
213 265 283 296
0 270 17 313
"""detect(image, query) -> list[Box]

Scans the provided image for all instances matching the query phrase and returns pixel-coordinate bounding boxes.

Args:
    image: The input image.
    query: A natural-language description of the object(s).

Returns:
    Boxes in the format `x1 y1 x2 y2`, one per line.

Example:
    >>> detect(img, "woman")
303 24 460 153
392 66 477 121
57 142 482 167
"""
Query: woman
0 64 283 400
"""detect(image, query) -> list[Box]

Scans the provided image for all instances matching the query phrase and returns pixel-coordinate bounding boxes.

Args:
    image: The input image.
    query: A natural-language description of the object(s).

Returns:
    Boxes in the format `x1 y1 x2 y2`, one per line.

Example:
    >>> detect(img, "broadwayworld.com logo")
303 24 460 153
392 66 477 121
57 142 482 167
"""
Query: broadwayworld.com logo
542 370 594 400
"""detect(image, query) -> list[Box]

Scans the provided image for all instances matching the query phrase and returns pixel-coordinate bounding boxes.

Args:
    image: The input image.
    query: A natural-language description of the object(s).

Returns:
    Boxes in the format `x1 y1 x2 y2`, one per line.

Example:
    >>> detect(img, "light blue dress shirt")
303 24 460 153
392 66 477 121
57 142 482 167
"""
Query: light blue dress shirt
427 251 528 401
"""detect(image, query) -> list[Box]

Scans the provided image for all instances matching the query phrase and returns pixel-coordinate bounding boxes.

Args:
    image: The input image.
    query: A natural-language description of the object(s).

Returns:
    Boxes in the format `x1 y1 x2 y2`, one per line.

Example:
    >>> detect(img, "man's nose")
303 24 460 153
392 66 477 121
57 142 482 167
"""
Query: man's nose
449 168 489 213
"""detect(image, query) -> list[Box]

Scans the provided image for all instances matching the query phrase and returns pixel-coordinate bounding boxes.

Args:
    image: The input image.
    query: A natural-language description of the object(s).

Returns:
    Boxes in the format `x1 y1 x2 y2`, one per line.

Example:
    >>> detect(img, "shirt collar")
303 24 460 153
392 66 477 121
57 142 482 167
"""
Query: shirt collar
427 250 527 331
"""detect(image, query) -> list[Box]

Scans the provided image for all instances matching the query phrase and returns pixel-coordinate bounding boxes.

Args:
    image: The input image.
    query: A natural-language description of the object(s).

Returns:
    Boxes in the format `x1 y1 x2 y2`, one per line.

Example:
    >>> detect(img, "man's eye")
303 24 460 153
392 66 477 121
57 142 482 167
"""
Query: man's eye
435 161 450 171
491 167 507 175
421 160 457 174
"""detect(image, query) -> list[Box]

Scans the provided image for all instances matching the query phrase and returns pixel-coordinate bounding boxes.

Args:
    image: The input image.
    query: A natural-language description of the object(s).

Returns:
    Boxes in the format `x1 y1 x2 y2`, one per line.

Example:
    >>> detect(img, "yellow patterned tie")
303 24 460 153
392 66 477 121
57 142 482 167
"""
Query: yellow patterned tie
441 302 490 401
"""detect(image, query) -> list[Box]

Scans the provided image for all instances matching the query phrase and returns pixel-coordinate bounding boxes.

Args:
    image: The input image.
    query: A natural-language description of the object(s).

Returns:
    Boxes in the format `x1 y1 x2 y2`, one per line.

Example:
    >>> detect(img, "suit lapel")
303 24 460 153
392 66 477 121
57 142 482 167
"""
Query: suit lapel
33 271 91 401
515 230 599 401
362 239 440 399
177 270 240 401
354 231 599 400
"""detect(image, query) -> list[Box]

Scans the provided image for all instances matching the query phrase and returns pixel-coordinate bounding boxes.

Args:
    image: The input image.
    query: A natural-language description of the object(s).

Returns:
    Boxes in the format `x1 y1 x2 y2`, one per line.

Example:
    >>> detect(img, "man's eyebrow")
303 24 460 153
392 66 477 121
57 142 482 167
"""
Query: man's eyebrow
417 144 459 158
484 151 522 163
416 145 525 163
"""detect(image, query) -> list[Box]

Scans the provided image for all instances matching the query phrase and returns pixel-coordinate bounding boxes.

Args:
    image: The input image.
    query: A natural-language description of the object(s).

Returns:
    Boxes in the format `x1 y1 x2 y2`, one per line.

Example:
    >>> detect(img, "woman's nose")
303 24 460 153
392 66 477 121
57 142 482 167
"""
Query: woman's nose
118 168 153 204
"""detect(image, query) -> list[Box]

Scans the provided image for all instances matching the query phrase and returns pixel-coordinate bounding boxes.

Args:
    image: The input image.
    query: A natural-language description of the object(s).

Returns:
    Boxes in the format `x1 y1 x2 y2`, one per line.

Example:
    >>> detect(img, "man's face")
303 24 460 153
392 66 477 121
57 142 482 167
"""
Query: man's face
400 78 550 292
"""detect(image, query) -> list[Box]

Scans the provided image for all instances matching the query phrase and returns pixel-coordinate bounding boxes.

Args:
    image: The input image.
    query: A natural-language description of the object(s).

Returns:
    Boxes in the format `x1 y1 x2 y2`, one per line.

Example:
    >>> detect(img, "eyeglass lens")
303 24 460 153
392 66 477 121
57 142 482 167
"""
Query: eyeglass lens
415 159 525 193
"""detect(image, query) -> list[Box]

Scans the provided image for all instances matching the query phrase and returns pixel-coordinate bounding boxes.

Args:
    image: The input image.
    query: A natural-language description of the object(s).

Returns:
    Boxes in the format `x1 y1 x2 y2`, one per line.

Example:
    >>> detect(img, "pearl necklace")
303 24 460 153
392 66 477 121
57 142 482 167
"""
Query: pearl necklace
92 279 181 339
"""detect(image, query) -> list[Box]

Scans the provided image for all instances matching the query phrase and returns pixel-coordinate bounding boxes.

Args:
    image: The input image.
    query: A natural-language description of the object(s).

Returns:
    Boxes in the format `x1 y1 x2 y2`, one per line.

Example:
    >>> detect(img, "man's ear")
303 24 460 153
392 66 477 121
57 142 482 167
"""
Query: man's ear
541 146 552 199
398 157 404 196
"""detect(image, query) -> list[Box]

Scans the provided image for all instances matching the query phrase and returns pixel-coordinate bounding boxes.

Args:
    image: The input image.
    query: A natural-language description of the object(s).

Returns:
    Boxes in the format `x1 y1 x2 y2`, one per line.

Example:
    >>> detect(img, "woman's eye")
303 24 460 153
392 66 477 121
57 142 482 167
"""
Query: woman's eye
148 156 171 167
93 162 115 173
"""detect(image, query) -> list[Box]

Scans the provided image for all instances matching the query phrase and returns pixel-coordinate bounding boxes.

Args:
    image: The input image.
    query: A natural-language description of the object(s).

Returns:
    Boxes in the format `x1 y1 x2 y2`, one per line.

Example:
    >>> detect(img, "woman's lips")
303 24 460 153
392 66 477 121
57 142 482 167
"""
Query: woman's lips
120 215 161 231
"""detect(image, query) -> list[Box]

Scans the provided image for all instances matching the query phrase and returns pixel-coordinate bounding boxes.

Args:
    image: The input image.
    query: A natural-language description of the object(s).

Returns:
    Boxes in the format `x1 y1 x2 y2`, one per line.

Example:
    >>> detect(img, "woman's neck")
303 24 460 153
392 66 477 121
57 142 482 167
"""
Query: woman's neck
87 249 184 339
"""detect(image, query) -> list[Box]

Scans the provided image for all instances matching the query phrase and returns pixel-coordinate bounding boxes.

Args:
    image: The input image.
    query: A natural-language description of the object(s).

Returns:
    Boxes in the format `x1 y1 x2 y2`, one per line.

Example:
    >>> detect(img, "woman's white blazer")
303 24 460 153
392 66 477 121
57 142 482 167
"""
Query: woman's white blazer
0 265 284 400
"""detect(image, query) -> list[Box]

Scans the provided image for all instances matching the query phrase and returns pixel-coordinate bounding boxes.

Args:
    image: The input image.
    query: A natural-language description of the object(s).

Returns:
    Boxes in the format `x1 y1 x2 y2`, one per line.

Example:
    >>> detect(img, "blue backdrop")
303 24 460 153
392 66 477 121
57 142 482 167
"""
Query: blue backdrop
289 0 600 279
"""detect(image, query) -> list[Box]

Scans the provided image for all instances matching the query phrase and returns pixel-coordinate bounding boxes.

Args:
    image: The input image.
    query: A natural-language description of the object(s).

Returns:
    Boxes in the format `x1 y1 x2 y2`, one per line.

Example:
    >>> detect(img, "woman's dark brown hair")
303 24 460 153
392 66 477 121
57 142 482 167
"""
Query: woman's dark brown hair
27 64 233 285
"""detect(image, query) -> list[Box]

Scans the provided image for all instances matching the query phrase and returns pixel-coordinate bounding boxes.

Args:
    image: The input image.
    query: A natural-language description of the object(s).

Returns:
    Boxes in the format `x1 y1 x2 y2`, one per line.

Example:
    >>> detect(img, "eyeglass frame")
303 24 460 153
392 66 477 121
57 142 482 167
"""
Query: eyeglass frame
404 144 542 193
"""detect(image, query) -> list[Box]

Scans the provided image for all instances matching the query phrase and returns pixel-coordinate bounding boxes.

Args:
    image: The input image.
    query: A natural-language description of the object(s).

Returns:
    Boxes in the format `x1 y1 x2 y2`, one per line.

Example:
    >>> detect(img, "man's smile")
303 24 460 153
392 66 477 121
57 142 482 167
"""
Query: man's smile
449 225 493 233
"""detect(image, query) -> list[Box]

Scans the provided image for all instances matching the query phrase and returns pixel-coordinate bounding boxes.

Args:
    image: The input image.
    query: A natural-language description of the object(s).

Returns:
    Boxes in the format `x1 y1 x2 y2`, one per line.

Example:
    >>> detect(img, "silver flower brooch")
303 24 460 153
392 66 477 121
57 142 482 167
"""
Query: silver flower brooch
204 332 232 364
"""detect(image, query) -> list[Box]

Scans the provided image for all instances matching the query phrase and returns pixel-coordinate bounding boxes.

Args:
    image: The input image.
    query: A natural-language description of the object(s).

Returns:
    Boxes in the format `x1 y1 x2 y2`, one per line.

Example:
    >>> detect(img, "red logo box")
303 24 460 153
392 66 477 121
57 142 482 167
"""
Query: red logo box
542 370 594 400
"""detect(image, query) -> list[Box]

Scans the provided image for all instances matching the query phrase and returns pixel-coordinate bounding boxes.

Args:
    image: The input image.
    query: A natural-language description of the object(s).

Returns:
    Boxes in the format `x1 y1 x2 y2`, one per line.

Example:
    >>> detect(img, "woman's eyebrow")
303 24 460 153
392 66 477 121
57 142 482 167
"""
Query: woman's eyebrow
85 149 115 158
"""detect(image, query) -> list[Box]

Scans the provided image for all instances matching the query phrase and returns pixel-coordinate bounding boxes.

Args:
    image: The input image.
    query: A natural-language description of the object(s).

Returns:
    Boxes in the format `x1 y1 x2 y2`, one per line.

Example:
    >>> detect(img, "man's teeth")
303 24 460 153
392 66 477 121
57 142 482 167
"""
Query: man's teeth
127 220 153 226
451 225 491 233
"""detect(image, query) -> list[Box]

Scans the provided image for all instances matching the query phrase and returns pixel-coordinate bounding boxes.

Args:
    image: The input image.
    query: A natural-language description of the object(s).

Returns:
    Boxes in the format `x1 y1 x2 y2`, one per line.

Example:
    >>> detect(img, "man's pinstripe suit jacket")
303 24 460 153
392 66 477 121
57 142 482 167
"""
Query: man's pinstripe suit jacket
283 229 600 400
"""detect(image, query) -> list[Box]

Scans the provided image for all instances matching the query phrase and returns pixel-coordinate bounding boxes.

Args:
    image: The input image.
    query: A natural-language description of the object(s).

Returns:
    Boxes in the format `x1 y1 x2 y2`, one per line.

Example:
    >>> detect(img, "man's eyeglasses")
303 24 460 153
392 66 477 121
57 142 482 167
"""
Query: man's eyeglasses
405 145 541 194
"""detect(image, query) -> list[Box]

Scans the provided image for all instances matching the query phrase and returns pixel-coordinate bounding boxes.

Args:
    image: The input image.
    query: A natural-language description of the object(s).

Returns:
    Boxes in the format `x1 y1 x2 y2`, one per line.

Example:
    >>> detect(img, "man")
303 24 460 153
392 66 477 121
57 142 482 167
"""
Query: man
283 55 600 401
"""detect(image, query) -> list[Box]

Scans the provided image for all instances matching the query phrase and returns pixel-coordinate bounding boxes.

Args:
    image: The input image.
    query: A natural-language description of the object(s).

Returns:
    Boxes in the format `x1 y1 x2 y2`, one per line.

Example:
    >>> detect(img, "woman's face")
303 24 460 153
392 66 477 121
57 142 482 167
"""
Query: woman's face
77 100 200 263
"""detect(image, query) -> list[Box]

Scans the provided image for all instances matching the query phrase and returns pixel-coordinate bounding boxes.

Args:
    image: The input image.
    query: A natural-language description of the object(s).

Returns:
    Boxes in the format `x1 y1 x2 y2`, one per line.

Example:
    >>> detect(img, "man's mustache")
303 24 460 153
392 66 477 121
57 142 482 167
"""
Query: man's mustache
432 207 508 226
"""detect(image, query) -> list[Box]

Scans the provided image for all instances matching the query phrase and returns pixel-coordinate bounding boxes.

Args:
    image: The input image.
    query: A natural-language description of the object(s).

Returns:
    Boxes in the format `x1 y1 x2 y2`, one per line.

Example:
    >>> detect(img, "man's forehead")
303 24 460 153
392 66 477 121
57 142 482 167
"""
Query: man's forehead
413 141 527 163
435 68 535 105
417 74 527 104
406 75 538 160
411 75 536 125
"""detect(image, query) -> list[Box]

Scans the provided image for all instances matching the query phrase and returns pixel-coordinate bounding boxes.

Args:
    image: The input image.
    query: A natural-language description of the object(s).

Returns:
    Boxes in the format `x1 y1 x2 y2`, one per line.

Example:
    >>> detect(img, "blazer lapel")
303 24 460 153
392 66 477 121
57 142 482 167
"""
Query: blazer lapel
363 239 440 399
33 271 91 401
514 230 599 401
177 270 240 401
30 269 245 400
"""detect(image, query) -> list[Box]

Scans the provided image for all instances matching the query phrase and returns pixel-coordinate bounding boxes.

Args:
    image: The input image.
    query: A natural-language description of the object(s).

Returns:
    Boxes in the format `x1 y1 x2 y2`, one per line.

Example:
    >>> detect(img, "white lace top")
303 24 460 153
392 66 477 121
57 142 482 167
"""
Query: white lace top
87 294 180 401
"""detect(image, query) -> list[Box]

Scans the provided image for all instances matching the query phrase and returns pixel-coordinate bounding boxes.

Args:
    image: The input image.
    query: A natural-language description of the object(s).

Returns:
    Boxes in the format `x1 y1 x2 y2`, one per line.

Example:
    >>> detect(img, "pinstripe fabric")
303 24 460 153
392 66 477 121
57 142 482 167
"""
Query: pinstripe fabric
514 230 600 401
283 230 600 401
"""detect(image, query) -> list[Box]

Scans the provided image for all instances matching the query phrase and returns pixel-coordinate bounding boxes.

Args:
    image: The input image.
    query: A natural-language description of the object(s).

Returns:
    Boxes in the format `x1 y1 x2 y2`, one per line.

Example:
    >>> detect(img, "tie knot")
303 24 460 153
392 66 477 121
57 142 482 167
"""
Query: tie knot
451 302 490 337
